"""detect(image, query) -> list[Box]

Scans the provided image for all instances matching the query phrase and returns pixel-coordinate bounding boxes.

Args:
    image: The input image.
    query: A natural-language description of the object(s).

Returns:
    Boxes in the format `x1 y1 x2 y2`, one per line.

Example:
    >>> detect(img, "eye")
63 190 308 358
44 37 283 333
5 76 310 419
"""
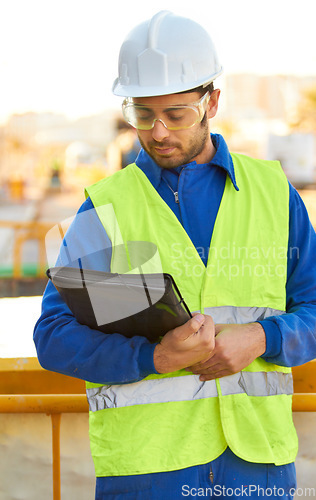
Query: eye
165 108 186 122
134 107 154 122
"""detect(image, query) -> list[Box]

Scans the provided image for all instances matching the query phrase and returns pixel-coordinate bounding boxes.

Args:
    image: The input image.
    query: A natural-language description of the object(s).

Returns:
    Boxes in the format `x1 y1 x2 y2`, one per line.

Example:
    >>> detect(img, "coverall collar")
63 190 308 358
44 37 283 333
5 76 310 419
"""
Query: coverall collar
135 133 239 191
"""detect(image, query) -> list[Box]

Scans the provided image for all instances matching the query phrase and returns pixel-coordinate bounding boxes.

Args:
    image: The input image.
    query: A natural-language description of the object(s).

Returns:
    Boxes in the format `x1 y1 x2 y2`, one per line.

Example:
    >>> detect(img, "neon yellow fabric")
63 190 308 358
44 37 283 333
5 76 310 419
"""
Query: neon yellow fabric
85 154 298 476
204 153 289 310
217 393 296 464
88 398 226 476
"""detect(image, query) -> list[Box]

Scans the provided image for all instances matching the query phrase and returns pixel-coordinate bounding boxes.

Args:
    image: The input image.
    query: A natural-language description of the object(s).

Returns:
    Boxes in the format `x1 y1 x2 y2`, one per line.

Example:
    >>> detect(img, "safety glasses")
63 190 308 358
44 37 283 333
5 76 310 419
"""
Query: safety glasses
122 92 210 131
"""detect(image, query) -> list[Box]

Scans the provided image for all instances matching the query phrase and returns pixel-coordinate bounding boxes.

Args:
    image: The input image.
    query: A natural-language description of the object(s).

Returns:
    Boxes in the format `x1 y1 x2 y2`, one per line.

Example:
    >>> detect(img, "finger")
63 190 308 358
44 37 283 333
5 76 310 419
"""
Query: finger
199 368 232 381
186 359 221 375
174 313 205 341
186 350 219 371
193 360 222 374
215 323 226 335
192 312 203 318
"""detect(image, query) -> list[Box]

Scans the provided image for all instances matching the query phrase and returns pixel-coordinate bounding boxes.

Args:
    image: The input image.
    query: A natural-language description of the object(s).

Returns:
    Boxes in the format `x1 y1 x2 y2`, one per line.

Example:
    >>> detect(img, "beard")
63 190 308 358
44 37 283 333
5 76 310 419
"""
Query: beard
137 115 210 169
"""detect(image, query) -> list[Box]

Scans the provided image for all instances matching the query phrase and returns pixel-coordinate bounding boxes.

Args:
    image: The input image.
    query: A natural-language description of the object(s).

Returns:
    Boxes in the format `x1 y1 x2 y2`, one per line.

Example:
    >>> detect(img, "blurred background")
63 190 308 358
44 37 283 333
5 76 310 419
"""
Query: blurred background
0 0 316 498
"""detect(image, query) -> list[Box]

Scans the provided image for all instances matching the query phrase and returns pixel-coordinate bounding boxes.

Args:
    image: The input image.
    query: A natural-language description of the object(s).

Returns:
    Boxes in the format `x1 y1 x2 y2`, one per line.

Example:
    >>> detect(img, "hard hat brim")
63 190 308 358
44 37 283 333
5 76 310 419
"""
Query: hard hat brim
112 68 223 97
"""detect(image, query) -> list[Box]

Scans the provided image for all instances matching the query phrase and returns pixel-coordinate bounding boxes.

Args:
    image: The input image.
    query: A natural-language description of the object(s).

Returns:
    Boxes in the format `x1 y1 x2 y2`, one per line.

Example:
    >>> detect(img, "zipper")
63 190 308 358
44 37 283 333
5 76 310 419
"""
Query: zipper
162 175 179 204
161 168 184 221
177 168 184 225
209 464 214 484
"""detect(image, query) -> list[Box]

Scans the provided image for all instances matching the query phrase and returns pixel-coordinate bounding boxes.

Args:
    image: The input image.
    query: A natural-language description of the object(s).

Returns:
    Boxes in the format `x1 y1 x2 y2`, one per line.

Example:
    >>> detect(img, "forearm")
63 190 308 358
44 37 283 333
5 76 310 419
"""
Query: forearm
33 282 157 384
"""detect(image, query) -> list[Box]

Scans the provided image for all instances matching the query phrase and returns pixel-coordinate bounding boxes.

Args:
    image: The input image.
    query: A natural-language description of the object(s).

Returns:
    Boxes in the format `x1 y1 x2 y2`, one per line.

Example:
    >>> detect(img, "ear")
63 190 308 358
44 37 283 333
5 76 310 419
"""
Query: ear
207 89 220 119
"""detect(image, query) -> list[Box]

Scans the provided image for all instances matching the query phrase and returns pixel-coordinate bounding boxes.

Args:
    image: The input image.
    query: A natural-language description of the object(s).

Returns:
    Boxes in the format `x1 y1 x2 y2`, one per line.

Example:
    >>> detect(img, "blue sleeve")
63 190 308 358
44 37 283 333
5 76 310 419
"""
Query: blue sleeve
259 183 316 366
34 197 158 384
56 197 112 272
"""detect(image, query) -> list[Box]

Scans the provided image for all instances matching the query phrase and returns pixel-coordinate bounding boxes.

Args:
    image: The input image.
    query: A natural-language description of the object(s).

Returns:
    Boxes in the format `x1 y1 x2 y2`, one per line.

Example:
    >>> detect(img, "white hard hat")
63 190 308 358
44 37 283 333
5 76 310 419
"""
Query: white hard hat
112 11 223 97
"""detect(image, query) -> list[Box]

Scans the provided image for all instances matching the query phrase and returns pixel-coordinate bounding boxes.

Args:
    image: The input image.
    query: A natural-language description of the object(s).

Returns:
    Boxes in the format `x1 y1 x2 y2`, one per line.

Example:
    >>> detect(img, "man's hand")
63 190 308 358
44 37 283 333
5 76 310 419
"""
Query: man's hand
186 322 266 381
154 314 215 374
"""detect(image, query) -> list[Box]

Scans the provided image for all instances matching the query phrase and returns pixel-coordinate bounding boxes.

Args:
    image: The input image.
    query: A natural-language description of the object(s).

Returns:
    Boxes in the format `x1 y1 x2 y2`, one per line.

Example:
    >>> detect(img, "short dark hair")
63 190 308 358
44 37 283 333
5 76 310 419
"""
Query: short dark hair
177 82 214 96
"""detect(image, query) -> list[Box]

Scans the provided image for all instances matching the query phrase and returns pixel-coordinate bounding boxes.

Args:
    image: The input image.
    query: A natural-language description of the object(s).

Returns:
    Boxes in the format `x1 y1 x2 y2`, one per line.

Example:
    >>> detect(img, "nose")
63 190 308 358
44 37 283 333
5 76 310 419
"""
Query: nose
151 119 170 142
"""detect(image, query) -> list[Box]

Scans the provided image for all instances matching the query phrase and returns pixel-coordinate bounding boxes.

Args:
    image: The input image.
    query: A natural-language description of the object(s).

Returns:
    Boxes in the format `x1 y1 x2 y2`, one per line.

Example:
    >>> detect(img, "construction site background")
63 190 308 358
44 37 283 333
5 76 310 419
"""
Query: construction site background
0 72 316 499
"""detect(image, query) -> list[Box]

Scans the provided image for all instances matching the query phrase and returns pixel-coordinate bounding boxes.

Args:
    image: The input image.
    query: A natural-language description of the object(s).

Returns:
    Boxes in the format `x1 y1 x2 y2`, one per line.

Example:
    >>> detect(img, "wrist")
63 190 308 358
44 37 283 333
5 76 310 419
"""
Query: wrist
251 322 266 356
153 344 171 374
153 343 181 374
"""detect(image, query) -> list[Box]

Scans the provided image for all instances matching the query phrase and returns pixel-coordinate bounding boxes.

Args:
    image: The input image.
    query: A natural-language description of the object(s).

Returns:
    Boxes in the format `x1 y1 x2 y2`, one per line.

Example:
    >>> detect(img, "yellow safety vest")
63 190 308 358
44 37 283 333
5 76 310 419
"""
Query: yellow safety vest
85 153 298 477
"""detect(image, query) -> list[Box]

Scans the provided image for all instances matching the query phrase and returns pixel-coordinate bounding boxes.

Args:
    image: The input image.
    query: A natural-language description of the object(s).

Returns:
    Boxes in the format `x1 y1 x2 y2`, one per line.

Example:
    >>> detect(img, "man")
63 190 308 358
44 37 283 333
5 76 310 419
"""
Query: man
34 11 316 499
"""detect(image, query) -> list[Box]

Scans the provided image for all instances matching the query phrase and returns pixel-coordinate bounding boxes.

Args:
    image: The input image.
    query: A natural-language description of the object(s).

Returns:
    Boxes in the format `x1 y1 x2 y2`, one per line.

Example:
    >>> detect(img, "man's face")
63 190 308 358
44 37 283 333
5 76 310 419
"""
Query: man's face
133 91 219 169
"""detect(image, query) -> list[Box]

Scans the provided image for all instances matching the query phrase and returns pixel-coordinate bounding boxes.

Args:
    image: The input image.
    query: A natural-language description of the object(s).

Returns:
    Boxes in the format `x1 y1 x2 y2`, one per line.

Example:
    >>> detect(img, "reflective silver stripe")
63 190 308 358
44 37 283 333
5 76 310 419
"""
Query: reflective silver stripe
203 306 284 324
86 374 217 411
219 371 293 397
87 370 293 412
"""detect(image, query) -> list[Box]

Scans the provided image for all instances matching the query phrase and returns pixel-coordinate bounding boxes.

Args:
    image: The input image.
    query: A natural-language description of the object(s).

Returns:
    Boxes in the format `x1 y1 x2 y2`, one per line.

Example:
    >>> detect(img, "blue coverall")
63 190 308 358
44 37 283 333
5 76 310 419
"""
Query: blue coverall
34 134 316 499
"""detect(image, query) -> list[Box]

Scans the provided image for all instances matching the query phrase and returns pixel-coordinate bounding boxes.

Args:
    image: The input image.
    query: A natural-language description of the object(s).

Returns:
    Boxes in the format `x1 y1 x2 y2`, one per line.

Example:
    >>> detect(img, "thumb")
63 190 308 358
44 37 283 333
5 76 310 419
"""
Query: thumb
175 313 205 340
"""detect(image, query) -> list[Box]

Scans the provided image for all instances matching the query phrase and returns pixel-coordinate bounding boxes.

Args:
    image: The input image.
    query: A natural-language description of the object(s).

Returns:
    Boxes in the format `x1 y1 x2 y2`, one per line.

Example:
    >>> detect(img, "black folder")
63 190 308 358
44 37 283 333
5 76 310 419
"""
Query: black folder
47 267 192 342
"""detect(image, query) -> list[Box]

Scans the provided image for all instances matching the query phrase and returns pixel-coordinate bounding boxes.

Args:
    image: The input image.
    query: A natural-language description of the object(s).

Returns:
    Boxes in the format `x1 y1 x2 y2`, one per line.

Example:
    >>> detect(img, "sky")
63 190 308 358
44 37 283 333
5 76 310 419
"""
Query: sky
1 0 316 124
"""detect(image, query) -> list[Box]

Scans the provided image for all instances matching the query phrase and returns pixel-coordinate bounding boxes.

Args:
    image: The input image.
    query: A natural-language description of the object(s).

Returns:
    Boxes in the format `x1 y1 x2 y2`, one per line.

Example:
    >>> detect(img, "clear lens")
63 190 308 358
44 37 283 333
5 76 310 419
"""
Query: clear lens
122 93 210 131
124 105 199 130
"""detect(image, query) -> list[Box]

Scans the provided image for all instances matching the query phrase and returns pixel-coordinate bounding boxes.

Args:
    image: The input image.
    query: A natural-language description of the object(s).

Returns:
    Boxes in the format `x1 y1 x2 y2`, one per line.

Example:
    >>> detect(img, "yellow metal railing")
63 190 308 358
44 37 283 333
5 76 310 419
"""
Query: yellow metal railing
0 358 86 500
0 395 88 500
1 358 316 500
0 220 54 278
